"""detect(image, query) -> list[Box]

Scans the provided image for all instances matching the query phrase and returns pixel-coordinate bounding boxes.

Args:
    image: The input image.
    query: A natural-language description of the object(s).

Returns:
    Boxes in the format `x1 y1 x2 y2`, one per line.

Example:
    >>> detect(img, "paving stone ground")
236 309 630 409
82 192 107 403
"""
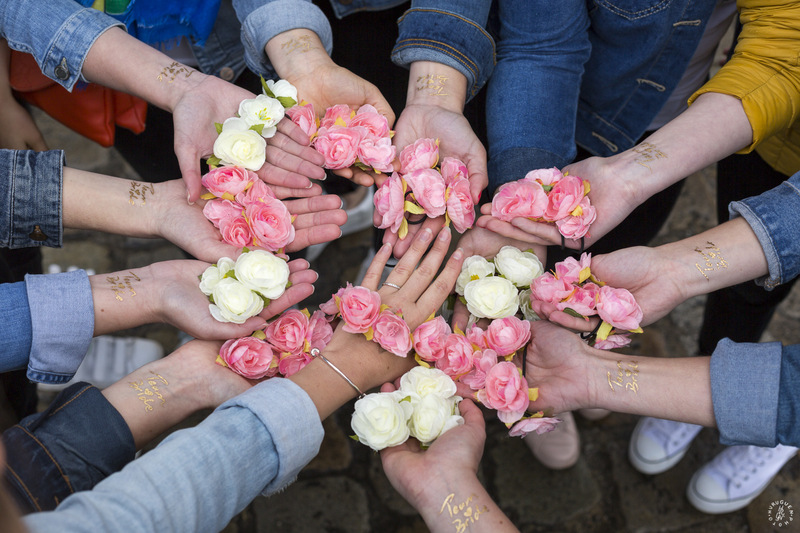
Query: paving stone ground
26 110 800 532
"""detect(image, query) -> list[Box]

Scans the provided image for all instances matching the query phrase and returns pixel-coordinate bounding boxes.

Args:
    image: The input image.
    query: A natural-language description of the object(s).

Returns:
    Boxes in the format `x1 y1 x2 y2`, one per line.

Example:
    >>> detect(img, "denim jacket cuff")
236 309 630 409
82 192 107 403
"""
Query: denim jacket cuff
25 270 94 384
393 7 495 101
239 0 333 79
711 339 781 447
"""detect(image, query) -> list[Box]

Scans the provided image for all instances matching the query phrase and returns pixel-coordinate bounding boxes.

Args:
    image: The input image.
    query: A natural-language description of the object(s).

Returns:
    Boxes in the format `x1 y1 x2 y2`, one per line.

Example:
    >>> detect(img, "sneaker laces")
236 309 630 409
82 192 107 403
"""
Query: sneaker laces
642 418 698 454
710 446 771 490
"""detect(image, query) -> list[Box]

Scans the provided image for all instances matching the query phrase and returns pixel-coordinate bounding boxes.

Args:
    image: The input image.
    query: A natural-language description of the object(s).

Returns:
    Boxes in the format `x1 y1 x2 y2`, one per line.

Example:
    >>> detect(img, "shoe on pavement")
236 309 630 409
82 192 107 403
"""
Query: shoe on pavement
305 187 374 262
629 417 703 474
687 444 798 514
524 411 580 470
578 408 611 421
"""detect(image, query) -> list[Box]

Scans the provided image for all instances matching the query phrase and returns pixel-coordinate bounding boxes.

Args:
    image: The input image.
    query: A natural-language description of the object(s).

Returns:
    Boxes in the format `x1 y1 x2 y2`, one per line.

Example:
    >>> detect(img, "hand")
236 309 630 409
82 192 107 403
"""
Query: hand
0 98 48 150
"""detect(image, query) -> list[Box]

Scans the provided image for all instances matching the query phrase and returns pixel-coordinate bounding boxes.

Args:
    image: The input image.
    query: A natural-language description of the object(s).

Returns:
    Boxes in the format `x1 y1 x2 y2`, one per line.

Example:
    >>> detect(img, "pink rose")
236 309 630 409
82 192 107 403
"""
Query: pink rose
491 180 548 222
201 166 256 198
286 102 318 139
338 283 382 334
373 310 412 357
531 272 574 305
477 361 530 424
435 334 476 377
219 216 253 248
544 175 585 221
399 138 439 173
485 316 531 357
556 196 596 239
596 286 643 331
554 253 592 285
374 172 406 233
319 104 352 129
594 334 632 350
465 325 487 350
413 316 452 362
320 287 345 316
245 198 295 251
404 168 446 217
508 416 561 437
306 310 333 352
523 167 563 187
203 199 243 228
440 157 468 186
349 104 390 139
445 177 475 233
460 348 498 390
264 309 309 354
556 282 599 317
314 126 366 169
358 136 396 173
278 351 313 377
219 337 276 379
236 179 277 207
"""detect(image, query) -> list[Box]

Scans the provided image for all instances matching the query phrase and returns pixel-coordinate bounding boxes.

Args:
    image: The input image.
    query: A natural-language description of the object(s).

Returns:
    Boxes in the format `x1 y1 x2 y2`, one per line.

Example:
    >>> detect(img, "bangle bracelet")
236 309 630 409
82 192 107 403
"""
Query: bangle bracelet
310 348 366 399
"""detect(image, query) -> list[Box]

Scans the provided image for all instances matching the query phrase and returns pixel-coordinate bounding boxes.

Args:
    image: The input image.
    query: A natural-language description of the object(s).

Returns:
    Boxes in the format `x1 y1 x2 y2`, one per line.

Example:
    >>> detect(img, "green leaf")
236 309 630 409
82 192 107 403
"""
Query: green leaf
542 184 553 193
206 155 222 167
354 161 372 172
458 296 467 306
242 247 251 254
349 435 360 442
197 274 203 281
277 96 297 108
285 281 292 289
398 395 412 404
260 76 275 98
214 122 223 135
208 294 215 305
259 294 272 307
445 294 456 310
562 308 586 319
223 271 238 281
249 124 265 136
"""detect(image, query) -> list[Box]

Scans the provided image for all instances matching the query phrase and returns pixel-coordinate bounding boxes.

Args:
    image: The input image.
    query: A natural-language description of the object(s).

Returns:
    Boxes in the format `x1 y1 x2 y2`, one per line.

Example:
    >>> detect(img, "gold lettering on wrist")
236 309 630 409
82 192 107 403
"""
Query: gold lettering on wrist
607 360 639 393
416 74 449 97
439 493 489 532
128 181 155 206
157 61 194 83
632 142 667 170
107 271 141 301
129 372 169 412
694 241 728 280
281 35 318 55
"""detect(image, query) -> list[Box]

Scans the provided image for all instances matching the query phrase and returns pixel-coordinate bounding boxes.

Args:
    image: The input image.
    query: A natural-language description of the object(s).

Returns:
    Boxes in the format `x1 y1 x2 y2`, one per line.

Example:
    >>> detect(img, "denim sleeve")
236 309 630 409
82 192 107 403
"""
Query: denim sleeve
233 0 333 79
0 150 64 250
0 0 124 91
393 0 495 101
0 281 33 373
776 344 800 447
24 379 323 533
711 338 782 447
25 271 94 384
728 171 800 290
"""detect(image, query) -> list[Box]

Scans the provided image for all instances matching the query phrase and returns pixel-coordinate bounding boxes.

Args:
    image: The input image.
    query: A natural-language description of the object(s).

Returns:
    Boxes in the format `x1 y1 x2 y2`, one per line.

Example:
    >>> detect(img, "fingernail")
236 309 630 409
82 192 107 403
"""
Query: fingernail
381 243 391 253
313 271 319 282
420 228 432 242
338 229 343 238
310 284 315 294
438 227 451 241
339 197 345 209
453 247 464 260
306 182 314 188
187 191 194 205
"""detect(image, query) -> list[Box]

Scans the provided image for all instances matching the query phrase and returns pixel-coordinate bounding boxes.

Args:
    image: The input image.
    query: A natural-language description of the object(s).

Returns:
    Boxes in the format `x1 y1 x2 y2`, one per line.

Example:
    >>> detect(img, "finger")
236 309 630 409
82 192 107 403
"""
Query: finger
510 217 580 249
287 259 310 273
476 216 554 247
529 300 595 333
416 247 466 316
392 216 444 259
270 183 323 199
383 227 434 288
275 117 314 147
451 299 470 332
287 225 343 252
362 85 396 127
466 156 488 204
455 381 475 398
480 203 492 215
332 167 353 179
382 226 399 248
265 144 325 181
292 209 347 230
457 398 485 431
258 152 316 189
380 382 397 394
361 242 393 291
204 316 267 340
269 128 324 166
390 226 452 301
283 194 343 215
288 267 319 286
29 133 49 152
260 282 315 320
350 167 378 187
176 141 203 203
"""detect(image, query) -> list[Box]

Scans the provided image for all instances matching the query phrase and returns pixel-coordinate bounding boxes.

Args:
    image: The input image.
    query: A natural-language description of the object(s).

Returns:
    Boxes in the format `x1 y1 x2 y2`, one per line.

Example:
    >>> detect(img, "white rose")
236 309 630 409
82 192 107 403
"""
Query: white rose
455 256 496 295
351 392 413 451
399 366 457 401
213 117 267 170
408 394 464 446
463 277 519 319
265 79 298 106
209 278 264 324
234 250 290 300
494 246 544 288
518 289 540 321
199 257 235 296
238 94 285 138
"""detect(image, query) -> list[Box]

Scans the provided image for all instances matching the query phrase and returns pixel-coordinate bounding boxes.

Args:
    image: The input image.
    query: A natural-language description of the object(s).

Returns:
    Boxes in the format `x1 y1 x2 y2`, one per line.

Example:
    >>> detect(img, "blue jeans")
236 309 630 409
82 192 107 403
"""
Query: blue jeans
3 382 135 514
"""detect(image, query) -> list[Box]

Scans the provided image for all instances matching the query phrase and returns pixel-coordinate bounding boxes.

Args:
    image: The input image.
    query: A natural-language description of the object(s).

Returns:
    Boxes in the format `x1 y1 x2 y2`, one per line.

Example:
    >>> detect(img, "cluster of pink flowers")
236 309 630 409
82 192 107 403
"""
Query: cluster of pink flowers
201 167 295 252
374 138 475 237
531 253 643 348
491 167 596 239
216 308 333 379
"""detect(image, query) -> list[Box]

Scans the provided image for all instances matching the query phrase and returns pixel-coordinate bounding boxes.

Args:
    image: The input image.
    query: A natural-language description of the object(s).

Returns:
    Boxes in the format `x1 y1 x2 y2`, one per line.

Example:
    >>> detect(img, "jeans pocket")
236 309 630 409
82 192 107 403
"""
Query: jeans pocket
593 0 674 20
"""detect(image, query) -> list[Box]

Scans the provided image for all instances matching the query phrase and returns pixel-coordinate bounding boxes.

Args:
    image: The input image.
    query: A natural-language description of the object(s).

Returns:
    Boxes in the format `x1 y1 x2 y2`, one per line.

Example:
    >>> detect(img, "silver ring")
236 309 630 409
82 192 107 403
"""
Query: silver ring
382 282 402 290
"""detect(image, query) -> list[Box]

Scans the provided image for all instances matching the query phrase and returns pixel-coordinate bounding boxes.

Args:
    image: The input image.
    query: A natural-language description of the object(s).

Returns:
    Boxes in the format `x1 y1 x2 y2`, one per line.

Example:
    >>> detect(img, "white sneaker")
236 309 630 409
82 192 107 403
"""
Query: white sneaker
629 417 703 474
305 187 374 262
687 444 798 514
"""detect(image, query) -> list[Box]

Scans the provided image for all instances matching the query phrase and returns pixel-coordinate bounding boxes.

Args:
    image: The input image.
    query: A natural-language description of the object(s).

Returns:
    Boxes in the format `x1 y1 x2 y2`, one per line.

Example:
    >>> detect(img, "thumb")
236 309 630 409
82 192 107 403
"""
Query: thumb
176 140 203 203
364 83 396 127
458 398 485 430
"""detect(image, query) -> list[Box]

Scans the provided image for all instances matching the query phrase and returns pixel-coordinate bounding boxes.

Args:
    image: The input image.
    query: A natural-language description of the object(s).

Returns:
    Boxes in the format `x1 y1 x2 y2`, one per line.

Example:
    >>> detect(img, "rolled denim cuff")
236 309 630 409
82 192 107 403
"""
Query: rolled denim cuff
488 146 569 196
711 338 781 447
0 282 33 373
0 150 64 249
393 6 495 101
217 378 323 495
25 270 94 384
239 0 333 79
776 344 800 446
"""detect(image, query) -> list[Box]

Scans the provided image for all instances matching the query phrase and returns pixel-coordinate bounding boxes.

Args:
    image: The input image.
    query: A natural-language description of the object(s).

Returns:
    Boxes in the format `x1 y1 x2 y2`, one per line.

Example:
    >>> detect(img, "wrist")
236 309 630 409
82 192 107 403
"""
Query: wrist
266 29 332 82
406 61 467 113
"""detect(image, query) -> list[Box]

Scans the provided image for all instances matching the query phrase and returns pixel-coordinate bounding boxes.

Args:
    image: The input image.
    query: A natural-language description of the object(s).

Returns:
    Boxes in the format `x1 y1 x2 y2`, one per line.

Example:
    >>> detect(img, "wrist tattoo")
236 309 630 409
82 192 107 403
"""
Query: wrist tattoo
129 372 169 412
694 241 728 280
107 271 141 301
440 493 489 532
607 360 639 393
157 61 194 83
416 74 449 97
281 35 318 55
128 181 155 206
632 142 667 170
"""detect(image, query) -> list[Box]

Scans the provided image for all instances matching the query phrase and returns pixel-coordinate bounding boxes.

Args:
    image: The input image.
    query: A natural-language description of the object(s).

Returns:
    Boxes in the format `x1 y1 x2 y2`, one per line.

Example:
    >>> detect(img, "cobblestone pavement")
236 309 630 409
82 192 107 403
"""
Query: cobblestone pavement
30 110 800 532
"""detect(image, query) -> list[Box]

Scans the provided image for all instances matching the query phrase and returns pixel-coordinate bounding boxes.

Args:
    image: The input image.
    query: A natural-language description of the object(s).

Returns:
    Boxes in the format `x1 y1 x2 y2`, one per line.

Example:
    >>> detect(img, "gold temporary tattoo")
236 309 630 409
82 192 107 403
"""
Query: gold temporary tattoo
439 493 489 533
128 181 155 206
416 74 449 97
693 241 728 280
157 61 194 83
281 35 318 55
129 372 169 412
632 142 667 170
607 360 639 393
107 271 141 301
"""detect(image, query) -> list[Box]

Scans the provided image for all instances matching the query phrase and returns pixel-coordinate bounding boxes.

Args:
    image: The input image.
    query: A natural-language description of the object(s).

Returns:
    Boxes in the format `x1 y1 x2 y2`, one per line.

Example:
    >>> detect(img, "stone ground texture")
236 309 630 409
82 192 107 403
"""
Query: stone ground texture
24 110 800 532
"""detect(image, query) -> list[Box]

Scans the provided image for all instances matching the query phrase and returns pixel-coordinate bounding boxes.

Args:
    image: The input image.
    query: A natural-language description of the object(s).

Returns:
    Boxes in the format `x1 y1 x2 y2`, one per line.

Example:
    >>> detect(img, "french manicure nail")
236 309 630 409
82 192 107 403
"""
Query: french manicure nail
381 242 392 253
438 227 451 240
452 247 464 260
420 228 433 242
187 191 194 205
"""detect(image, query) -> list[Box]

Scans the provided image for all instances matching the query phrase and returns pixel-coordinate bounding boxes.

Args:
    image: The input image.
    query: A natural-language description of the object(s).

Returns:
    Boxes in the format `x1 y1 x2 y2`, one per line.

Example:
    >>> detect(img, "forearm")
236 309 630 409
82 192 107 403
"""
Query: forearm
406 61 467 113
89 265 157 336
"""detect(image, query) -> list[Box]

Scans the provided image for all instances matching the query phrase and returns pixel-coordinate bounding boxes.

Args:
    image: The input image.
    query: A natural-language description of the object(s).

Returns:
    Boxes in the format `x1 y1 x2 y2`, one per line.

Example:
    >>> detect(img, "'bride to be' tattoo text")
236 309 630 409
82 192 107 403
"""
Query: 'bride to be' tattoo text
440 493 488 533
107 271 141 301
416 74 449 97
129 372 169 412
633 142 667 170
282 35 318 55
128 181 155 206
694 241 728 280
608 360 639 393
157 62 194 83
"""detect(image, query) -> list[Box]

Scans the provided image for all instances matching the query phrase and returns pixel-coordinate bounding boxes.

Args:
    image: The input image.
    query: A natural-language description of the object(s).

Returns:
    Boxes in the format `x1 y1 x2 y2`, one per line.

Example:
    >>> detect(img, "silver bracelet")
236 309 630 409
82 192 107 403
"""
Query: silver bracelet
310 348 366 399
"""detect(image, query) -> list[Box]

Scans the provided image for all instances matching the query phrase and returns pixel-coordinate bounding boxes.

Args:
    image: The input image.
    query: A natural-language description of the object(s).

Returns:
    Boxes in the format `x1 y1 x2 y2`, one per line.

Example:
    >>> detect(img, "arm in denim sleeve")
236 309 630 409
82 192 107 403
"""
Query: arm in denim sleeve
0 281 32 373
0 0 124 91
392 0 494 101
776 344 800 447
24 379 324 533
728 171 800 290
233 0 333 79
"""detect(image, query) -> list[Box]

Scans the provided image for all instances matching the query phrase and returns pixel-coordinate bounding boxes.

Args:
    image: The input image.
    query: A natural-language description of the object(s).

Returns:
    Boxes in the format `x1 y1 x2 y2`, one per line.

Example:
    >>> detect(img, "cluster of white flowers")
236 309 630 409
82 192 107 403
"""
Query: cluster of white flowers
351 367 463 451
200 249 290 323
